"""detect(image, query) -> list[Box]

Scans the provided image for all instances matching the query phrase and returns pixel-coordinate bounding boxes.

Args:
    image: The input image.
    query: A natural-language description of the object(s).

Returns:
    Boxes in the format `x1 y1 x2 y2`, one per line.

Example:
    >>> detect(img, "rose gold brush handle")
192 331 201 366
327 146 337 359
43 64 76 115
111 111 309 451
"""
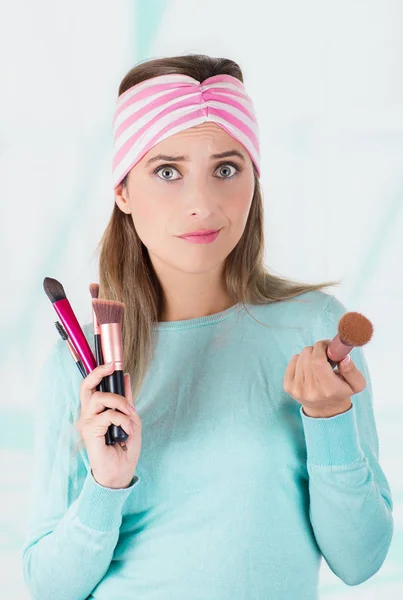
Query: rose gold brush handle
99 321 129 444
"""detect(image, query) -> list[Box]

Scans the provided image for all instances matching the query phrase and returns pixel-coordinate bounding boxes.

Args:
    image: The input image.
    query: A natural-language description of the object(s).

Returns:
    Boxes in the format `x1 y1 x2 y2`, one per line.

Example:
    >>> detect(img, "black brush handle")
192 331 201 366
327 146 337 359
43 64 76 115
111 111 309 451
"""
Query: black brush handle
105 370 129 443
76 360 87 378
94 334 113 446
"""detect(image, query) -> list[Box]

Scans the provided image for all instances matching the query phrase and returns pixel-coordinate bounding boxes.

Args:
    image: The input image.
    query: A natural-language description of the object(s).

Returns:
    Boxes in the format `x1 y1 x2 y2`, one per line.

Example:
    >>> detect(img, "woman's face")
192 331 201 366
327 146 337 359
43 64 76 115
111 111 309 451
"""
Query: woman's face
114 122 255 275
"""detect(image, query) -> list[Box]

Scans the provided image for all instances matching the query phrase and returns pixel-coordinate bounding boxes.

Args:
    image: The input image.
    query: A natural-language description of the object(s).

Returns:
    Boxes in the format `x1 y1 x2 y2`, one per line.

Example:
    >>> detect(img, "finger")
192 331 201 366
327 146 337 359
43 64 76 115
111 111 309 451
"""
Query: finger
85 390 135 420
311 342 358 397
86 409 133 440
312 340 333 367
311 340 338 386
336 355 367 393
295 347 312 385
302 348 316 391
80 362 115 409
283 354 298 393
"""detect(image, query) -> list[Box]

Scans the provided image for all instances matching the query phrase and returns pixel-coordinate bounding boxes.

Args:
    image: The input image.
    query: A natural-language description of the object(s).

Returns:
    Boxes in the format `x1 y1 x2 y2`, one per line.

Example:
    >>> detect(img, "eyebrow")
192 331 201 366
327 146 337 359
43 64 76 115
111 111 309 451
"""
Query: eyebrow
145 149 246 166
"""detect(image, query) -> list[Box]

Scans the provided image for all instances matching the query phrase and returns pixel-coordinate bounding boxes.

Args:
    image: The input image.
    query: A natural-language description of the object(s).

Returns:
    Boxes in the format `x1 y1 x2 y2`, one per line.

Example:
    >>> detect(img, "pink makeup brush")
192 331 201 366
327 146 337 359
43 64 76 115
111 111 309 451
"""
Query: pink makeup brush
43 277 97 374
326 311 374 368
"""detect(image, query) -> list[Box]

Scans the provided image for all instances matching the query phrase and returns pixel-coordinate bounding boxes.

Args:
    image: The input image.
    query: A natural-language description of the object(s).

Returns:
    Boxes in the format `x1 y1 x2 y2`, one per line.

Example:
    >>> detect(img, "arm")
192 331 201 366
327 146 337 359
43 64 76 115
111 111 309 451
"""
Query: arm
21 340 140 600
300 294 394 586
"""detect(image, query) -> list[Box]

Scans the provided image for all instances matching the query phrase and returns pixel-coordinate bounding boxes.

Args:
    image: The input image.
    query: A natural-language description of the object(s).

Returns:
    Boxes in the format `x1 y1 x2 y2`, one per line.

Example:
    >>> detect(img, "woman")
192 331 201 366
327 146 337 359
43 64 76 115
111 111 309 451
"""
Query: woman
22 54 393 600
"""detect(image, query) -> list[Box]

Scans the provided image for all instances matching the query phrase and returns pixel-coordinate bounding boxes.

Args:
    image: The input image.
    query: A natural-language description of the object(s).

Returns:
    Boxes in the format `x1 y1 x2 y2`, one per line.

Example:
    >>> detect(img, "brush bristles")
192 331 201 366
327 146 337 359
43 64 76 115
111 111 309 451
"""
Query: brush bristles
55 321 68 340
43 277 66 302
92 298 125 325
338 312 373 346
89 283 99 298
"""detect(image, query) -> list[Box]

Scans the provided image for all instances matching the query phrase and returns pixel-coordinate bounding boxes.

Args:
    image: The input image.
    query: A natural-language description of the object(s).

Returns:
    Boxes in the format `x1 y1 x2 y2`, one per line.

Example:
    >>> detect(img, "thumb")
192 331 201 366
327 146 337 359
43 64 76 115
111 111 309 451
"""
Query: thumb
337 354 366 393
339 354 352 368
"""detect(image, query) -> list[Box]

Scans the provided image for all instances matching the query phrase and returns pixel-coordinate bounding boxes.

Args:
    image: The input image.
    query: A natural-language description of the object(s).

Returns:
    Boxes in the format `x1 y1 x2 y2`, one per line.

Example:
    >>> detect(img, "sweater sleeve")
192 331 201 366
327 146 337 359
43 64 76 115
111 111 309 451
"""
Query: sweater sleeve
299 293 394 586
21 339 140 600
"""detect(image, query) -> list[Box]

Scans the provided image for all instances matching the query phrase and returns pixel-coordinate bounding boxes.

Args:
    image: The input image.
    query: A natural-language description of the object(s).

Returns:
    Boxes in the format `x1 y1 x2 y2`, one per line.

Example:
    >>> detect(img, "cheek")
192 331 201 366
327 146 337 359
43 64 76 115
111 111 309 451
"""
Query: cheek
130 199 168 248
222 169 254 217
226 190 253 230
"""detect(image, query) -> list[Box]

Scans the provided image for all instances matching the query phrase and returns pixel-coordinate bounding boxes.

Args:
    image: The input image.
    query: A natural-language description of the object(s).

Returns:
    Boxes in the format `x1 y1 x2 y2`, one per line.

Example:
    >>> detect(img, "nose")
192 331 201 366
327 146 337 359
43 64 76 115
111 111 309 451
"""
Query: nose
182 176 218 217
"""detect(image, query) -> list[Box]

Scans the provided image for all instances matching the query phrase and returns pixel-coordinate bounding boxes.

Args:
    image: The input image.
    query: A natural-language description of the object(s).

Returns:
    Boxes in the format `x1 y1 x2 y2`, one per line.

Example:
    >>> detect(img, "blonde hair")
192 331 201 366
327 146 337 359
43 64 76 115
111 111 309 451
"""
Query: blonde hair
96 53 339 402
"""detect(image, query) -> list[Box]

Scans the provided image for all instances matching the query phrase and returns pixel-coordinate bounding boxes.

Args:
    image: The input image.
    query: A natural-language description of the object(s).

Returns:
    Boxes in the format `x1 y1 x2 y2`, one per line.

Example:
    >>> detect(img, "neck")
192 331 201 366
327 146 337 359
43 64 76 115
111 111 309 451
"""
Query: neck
160 293 236 323
153 258 235 323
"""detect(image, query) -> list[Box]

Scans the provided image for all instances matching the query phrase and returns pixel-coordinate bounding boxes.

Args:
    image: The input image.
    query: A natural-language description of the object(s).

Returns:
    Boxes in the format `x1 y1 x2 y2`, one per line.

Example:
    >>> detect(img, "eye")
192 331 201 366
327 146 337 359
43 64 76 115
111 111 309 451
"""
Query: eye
153 164 181 181
215 162 241 179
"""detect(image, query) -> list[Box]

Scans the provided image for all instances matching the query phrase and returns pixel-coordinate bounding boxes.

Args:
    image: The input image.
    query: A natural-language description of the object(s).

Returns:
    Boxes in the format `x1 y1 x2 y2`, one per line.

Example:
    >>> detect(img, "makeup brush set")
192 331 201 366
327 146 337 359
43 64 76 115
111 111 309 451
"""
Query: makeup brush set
43 277 129 446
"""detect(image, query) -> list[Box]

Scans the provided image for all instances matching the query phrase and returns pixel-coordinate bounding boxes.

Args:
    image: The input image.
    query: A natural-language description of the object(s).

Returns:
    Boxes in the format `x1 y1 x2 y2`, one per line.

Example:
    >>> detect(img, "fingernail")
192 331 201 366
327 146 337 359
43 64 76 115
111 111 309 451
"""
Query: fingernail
104 362 113 367
340 355 351 366
127 403 136 413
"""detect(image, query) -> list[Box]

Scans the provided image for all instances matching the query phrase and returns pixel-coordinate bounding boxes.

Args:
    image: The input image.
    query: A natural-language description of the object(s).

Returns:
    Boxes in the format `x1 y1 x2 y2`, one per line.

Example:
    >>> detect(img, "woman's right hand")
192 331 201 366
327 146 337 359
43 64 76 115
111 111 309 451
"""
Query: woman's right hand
75 362 142 489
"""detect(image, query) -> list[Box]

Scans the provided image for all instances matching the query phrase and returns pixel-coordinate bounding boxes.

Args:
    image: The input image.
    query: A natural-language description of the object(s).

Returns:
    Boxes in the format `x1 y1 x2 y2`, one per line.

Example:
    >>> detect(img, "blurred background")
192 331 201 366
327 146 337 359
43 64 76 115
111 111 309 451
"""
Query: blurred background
0 0 402 597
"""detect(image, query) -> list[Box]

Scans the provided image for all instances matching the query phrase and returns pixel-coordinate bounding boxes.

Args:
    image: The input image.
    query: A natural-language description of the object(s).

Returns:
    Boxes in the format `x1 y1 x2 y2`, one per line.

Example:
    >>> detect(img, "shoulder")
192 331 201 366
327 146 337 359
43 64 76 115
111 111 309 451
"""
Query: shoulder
244 289 344 326
242 290 346 346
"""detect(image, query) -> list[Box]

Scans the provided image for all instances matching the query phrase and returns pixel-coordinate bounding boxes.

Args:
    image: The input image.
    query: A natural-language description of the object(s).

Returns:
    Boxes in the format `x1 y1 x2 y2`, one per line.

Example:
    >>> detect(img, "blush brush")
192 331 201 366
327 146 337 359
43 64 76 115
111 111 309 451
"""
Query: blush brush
326 311 374 368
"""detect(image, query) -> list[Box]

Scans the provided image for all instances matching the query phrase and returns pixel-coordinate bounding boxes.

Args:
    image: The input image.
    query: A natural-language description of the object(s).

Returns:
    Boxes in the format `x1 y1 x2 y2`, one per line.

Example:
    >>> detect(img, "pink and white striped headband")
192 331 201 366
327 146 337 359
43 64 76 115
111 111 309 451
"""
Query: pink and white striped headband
111 73 260 189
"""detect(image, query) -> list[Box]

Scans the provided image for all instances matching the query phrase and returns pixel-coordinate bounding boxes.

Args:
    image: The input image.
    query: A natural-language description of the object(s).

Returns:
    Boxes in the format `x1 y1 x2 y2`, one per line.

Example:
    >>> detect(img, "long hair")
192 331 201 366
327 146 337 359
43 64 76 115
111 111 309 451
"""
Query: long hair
96 53 340 402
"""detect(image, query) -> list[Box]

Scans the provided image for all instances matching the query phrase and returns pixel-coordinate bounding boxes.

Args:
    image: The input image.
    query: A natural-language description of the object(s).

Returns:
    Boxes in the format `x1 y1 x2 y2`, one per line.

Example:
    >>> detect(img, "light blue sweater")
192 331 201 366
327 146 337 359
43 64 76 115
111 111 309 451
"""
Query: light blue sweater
21 290 393 599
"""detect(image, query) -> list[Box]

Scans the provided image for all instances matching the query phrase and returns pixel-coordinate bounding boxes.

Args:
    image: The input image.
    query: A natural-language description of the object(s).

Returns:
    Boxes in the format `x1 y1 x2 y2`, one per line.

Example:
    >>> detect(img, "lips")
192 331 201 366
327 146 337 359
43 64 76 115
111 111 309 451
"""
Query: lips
178 229 219 237
177 229 221 244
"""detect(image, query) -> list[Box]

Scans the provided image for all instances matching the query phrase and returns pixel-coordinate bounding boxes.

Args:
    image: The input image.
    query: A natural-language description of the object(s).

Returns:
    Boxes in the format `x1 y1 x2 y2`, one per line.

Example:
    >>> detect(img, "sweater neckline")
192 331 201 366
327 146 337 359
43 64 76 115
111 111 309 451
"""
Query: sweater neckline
153 302 244 331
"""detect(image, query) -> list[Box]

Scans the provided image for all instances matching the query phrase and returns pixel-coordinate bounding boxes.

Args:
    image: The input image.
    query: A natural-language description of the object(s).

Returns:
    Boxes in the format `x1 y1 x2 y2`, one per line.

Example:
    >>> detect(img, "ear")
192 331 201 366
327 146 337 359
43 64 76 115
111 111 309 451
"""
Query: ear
114 182 131 214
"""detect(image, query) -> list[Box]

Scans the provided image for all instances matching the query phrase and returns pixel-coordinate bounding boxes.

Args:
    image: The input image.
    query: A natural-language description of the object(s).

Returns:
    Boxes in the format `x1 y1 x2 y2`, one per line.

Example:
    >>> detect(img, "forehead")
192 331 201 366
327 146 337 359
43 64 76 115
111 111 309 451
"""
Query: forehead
152 122 241 151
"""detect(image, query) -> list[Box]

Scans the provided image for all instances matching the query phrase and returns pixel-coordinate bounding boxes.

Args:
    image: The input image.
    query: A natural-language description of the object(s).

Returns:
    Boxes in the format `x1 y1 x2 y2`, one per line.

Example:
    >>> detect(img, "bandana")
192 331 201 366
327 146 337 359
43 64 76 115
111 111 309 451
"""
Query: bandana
111 73 260 189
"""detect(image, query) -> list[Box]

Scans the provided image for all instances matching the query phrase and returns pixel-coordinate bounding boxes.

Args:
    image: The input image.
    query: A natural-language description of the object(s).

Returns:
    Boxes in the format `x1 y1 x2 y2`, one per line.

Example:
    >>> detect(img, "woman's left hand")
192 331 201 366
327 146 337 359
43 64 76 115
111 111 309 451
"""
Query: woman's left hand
283 340 367 418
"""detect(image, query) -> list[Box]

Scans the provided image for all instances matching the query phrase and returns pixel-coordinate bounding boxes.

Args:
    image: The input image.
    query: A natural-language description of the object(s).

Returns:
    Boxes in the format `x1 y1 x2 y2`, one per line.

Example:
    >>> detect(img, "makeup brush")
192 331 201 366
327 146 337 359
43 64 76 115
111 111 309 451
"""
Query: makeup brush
43 277 97 374
92 298 129 444
326 311 374 368
89 283 113 446
54 321 87 378
89 283 108 388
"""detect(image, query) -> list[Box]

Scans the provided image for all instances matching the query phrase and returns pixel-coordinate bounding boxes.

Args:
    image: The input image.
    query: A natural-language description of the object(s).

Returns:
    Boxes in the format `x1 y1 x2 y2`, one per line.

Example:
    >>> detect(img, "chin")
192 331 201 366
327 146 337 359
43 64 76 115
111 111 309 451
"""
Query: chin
179 253 232 275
